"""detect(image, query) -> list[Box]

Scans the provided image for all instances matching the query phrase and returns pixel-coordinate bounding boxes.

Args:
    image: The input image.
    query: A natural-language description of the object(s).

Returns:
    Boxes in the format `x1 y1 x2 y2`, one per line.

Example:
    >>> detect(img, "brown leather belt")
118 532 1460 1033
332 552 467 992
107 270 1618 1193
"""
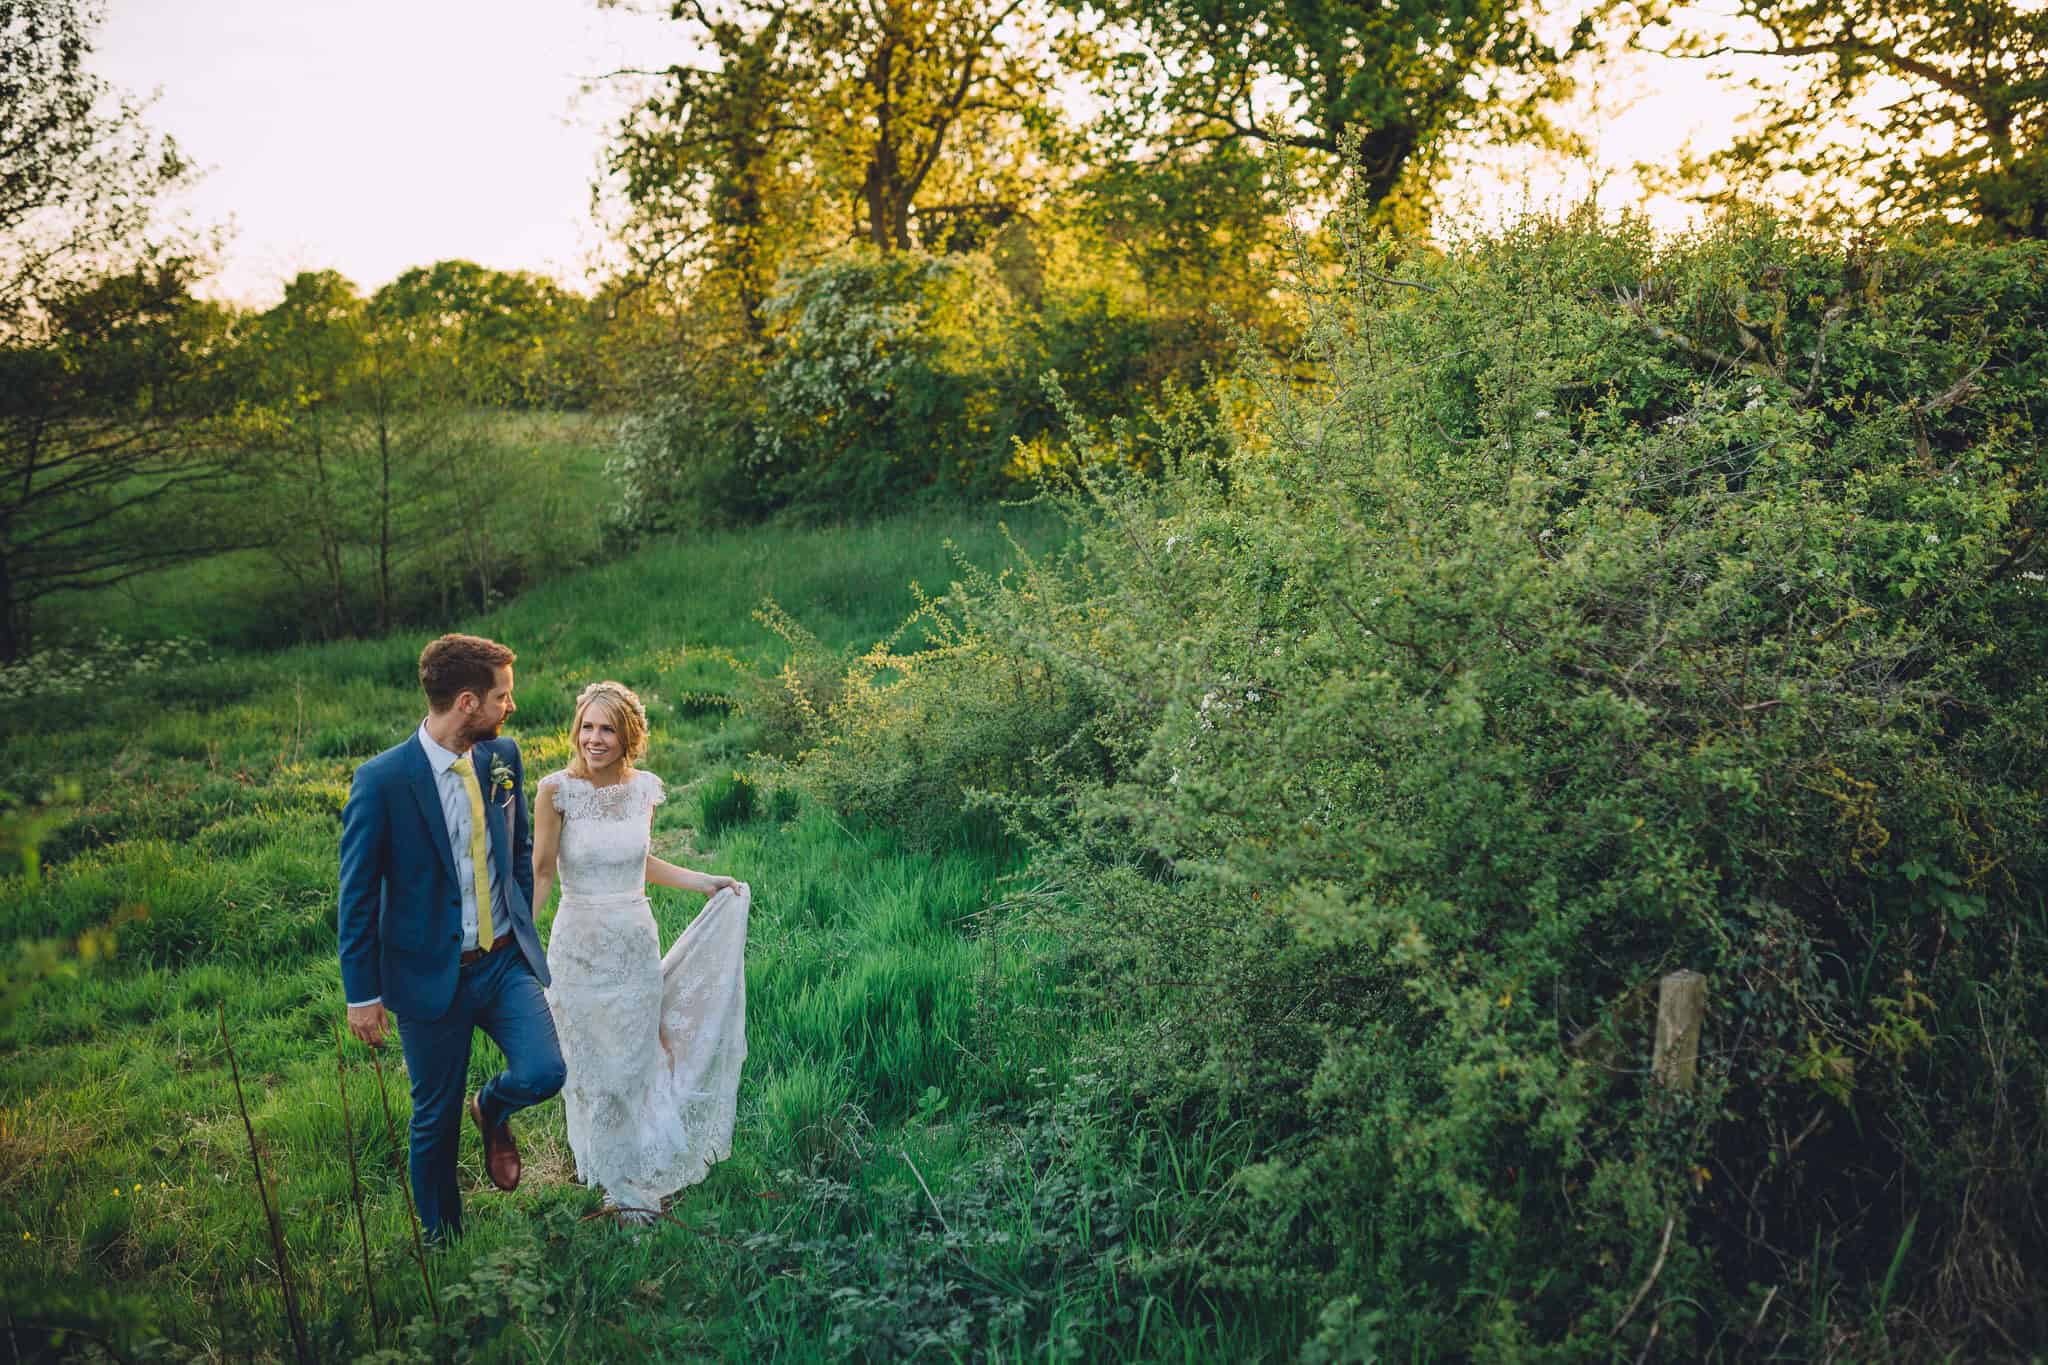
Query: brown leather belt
459 937 514 967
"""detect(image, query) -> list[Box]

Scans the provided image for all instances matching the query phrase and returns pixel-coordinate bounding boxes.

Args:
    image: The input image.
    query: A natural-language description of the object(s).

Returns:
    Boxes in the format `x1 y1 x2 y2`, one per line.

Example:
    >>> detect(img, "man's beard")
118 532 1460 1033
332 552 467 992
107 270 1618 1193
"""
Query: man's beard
461 714 504 745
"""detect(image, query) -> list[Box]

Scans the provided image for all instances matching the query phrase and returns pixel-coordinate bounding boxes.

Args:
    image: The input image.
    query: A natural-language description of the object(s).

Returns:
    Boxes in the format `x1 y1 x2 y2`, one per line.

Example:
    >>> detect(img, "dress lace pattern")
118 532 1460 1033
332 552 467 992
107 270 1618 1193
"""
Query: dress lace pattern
543 770 747 1211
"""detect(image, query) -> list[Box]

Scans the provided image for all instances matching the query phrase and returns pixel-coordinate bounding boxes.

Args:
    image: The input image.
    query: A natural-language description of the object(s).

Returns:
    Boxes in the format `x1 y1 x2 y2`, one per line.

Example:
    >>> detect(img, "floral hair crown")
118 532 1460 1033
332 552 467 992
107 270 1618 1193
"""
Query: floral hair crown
577 680 647 727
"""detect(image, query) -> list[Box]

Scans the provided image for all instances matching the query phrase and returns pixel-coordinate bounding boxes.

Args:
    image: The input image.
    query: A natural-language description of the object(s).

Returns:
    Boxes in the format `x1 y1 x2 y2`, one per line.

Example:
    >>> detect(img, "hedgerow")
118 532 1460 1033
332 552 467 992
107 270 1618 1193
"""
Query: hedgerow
779 208 2048 1358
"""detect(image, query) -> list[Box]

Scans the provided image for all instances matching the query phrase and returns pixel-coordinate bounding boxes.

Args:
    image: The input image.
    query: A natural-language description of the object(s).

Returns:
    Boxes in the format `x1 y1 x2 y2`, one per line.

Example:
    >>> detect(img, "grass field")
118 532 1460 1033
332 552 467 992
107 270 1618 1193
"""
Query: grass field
41 410 619 653
0 507 1288 1362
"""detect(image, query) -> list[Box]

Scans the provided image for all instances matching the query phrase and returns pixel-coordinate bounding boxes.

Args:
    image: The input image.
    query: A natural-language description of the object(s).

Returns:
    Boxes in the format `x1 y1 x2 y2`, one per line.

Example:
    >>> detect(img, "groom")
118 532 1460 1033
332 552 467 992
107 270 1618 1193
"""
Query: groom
338 632 564 1243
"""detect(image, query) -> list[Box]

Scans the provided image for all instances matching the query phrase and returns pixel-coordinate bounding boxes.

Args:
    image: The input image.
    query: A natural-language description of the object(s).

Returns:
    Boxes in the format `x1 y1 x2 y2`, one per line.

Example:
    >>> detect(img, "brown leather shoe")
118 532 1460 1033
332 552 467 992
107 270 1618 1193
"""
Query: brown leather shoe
469 1094 521 1191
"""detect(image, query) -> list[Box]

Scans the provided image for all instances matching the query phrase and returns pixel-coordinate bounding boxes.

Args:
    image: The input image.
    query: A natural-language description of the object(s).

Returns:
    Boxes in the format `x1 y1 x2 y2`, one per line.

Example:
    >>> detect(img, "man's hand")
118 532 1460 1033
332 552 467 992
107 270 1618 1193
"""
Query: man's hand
347 1001 389 1049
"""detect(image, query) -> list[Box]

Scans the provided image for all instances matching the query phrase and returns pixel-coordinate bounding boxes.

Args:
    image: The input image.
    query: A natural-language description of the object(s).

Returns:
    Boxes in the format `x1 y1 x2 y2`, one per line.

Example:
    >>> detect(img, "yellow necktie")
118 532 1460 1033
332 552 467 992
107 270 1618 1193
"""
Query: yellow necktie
450 756 496 950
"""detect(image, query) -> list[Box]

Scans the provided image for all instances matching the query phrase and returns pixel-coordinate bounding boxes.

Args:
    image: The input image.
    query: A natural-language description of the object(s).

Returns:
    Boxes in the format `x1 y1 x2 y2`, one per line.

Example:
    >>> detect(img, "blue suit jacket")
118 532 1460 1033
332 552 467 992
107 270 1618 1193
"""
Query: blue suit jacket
337 731 548 1020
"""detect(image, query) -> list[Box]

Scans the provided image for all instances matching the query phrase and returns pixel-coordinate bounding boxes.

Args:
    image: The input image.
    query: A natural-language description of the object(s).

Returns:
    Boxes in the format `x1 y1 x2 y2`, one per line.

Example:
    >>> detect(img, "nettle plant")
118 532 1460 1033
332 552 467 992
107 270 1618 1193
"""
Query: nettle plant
794 210 2048 1355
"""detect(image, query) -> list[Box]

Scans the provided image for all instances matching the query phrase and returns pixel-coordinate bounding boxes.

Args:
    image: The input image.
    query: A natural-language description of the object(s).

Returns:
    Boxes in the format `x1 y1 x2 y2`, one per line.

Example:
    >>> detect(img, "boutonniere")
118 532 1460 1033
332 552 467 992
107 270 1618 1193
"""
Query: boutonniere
488 755 516 810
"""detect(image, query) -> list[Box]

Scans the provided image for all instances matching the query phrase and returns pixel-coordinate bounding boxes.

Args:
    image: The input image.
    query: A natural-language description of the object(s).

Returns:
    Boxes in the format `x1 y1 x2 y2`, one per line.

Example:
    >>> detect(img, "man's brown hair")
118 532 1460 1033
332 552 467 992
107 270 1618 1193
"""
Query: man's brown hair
419 634 516 712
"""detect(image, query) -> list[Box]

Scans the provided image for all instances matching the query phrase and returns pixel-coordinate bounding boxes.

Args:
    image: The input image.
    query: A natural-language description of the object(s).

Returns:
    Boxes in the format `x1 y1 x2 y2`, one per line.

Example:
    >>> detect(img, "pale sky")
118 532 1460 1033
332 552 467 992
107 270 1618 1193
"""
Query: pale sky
92 0 701 304
1437 38 1743 238
91 1 1759 306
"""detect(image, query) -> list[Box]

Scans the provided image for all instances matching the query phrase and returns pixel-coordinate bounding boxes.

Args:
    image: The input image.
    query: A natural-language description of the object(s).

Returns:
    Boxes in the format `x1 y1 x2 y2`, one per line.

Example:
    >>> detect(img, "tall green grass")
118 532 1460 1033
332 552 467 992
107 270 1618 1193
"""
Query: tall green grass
0 506 1279 1361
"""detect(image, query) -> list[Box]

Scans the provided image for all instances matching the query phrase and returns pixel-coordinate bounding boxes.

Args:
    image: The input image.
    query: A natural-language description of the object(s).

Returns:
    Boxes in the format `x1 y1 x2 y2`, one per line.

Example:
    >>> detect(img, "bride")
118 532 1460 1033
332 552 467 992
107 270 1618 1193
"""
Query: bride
532 680 749 1222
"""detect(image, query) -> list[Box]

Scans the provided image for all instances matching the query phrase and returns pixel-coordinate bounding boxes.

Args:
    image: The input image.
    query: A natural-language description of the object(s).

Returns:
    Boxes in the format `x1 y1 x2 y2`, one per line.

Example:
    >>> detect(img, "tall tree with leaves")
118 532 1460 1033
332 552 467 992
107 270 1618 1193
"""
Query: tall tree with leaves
375 259 594 407
1638 0 2048 237
0 0 246 659
604 0 1068 334
606 2 810 342
1076 0 1597 225
241 270 511 637
243 271 371 637
800 0 1067 252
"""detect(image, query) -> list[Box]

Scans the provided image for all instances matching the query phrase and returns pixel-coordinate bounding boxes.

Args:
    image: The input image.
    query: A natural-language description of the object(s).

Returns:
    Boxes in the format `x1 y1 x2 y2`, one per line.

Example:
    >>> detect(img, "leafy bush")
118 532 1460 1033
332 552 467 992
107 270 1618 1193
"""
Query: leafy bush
784 210 2048 1357
752 577 1105 849
609 240 1239 529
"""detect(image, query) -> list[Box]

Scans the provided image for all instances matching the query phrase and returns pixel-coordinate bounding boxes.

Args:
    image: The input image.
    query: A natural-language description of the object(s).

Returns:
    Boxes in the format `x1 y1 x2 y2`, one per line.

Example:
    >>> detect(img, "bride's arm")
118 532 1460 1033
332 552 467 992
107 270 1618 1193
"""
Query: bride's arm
531 776 562 915
646 853 739 896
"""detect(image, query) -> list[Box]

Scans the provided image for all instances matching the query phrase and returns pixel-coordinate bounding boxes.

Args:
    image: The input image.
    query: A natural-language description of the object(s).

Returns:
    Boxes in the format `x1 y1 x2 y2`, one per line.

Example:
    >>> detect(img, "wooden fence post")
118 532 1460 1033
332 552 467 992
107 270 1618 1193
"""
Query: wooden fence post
1653 970 1706 1092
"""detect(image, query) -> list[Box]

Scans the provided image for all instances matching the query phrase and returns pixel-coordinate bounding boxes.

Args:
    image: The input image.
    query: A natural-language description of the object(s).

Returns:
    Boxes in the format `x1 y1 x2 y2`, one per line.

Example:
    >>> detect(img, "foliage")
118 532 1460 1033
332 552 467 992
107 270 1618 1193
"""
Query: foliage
0 0 202 332
0 1 253 661
1074 0 1600 227
605 0 1071 317
1639 0 2048 237
750 251 1012 509
782 211 2048 1357
232 274 612 639
753 575 1103 849
606 249 975 523
611 238 1245 527
594 0 1292 526
374 259 599 409
0 263 254 661
3 5 604 662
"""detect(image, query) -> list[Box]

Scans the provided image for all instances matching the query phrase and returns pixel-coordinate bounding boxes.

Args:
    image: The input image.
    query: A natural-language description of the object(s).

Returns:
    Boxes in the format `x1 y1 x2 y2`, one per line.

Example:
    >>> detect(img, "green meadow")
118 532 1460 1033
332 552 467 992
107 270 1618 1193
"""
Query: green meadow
0 509 1277 1362
40 411 620 654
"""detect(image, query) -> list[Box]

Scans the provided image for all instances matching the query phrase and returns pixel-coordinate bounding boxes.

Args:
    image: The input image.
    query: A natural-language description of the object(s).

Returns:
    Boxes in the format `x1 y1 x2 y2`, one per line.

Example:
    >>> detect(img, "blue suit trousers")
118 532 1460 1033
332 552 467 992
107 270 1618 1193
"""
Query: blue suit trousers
395 943 564 1241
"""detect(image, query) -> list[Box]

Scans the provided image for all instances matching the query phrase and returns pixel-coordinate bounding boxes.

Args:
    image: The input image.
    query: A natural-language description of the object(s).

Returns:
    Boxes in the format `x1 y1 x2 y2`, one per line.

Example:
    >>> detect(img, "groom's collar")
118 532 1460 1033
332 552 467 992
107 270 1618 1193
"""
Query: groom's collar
416 721 476 777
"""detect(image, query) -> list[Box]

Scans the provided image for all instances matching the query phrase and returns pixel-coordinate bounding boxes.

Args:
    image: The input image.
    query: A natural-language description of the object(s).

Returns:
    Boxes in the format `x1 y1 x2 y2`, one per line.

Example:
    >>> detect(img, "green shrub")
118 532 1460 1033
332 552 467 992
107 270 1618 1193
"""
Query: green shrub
787 209 2048 1358
696 771 756 833
608 241 1240 529
754 578 1105 850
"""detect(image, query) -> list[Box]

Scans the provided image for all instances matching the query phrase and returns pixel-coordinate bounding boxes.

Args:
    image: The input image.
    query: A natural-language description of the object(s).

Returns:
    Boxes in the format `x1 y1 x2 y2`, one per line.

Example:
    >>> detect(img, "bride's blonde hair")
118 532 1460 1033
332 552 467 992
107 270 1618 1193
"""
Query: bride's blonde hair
565 680 649 780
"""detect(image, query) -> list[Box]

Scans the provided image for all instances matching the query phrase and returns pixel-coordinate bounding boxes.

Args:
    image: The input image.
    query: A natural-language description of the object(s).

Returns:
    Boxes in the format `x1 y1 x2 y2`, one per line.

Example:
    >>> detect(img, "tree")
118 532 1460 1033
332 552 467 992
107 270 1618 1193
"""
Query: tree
242 271 371 637
607 3 812 342
0 0 192 329
797 0 1065 253
374 259 594 407
0 267 248 659
603 0 1068 336
1638 0 2048 237
0 0 246 659
242 270 506 638
1075 0 1598 225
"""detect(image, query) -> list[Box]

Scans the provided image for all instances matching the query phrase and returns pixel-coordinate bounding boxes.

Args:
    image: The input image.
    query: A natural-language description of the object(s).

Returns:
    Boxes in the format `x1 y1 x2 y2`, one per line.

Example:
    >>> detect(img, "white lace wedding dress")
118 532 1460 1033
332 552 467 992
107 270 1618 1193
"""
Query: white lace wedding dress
543 770 748 1214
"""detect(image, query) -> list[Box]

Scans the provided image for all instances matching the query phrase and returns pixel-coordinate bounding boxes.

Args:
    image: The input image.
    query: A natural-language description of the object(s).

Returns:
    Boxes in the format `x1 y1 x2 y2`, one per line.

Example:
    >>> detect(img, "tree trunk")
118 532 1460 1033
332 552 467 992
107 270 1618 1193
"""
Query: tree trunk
307 422 354 639
373 345 394 635
0 548 19 663
862 29 913 251
1349 120 1420 215
727 144 771 338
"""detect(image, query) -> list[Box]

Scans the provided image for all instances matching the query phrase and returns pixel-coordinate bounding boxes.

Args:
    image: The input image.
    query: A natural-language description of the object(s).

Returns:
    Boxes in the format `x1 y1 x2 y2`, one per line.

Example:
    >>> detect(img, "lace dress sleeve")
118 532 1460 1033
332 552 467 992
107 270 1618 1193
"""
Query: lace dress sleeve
545 772 571 813
641 771 666 808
